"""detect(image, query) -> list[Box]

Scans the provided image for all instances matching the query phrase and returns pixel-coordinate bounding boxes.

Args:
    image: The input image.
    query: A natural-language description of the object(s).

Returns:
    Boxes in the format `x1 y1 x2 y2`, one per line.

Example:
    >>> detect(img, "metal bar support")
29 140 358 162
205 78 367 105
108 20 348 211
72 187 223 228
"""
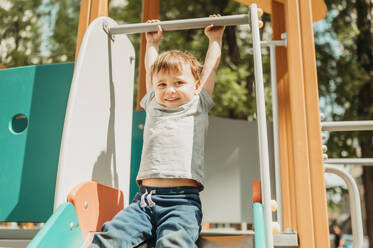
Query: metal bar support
250 4 274 247
321 121 373 131
324 165 364 248
109 14 250 35
324 158 373 166
269 43 283 232
260 38 286 232
261 40 286 47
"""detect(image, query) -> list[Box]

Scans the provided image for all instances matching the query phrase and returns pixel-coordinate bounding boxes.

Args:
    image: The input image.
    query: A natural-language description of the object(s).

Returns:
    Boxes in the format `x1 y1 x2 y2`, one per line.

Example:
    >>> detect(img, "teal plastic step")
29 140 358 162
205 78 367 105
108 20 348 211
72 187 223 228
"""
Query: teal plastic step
27 202 83 248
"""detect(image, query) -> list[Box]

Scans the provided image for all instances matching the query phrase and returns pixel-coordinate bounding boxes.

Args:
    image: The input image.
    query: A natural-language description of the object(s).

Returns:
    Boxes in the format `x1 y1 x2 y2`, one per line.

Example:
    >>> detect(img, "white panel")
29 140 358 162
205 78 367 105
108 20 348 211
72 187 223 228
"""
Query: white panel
54 17 135 209
201 116 275 223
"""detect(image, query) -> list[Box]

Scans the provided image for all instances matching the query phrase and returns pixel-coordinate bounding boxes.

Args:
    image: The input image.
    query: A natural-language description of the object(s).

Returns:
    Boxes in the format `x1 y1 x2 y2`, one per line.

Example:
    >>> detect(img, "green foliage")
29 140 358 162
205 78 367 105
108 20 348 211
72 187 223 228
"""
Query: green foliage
316 0 373 235
0 0 43 67
45 0 80 62
315 0 373 159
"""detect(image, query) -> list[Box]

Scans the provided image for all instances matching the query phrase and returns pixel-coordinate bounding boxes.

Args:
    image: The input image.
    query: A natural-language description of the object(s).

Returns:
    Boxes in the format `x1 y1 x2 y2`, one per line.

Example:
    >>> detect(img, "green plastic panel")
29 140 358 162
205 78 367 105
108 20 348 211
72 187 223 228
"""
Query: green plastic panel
129 111 146 201
27 202 83 248
0 63 74 222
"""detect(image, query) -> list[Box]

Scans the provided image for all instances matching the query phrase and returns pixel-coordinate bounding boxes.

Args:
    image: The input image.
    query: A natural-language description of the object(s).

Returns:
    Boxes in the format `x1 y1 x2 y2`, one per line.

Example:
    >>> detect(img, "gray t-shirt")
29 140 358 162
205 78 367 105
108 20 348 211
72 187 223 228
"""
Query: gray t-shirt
137 87 215 190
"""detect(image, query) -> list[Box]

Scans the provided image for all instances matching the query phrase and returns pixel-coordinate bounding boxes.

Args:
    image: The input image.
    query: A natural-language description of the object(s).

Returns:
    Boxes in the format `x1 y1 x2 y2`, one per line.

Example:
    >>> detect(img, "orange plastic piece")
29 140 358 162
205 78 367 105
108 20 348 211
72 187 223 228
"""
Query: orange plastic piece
67 181 124 238
252 180 262 203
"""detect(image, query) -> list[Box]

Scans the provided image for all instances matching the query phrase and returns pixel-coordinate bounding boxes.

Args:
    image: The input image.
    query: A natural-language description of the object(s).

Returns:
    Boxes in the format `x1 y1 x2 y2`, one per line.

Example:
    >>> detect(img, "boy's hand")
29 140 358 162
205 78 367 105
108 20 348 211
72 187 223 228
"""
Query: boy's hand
145 19 163 45
204 14 225 42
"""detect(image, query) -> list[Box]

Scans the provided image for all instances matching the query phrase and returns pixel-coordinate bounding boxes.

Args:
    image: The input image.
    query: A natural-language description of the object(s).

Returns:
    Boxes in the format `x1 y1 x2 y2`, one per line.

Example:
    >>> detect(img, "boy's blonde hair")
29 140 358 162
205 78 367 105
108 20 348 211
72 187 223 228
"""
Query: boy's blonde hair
150 50 203 82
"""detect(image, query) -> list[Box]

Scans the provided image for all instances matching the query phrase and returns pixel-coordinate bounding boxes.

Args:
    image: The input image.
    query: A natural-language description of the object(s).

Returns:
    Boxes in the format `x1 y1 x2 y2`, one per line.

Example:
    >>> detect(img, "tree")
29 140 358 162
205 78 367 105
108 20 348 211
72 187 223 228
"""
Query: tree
315 0 373 245
0 0 44 67
45 0 80 62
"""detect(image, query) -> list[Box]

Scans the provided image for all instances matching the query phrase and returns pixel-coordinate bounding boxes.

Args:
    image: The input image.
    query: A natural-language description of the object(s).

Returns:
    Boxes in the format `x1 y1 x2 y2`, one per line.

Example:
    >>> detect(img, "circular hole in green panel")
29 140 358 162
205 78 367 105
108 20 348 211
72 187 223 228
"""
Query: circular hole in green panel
10 114 28 133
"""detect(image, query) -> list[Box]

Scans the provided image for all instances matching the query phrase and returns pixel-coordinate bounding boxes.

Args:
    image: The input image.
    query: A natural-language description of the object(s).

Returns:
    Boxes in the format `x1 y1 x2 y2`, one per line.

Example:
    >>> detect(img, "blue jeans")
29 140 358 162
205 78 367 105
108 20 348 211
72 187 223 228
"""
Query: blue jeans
90 186 202 248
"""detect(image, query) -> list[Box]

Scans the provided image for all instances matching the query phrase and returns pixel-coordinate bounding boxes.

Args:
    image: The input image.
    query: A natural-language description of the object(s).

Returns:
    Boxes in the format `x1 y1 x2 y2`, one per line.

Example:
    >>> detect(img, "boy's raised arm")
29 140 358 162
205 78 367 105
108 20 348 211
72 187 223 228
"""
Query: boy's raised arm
200 16 225 96
145 22 162 92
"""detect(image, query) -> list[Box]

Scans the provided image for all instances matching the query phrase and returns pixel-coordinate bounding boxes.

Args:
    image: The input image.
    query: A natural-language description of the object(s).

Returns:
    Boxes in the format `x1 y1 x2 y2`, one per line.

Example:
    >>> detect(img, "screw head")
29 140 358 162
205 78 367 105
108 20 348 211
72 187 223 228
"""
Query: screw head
84 201 88 209
322 153 328 160
320 113 325 121
138 124 144 130
322 145 328 153
70 222 74 230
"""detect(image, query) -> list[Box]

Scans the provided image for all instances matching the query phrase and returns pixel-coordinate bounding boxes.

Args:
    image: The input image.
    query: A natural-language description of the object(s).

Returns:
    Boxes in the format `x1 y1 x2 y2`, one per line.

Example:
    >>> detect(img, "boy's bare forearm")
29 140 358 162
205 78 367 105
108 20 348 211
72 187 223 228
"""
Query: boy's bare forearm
144 23 162 92
200 40 222 95
145 42 159 91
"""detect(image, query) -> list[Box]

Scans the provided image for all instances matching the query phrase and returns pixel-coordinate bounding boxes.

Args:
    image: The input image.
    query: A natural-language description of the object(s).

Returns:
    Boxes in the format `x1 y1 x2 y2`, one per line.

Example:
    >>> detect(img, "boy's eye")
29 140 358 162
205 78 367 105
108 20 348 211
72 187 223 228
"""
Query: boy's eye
157 83 166 87
176 81 184 85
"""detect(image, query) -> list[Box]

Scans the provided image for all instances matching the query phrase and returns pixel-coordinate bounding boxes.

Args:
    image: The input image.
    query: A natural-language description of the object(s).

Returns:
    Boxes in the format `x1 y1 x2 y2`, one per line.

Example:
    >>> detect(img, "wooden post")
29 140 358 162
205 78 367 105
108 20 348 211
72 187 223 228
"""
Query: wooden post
136 0 160 110
271 1 297 230
273 0 330 247
75 0 109 62
298 0 330 246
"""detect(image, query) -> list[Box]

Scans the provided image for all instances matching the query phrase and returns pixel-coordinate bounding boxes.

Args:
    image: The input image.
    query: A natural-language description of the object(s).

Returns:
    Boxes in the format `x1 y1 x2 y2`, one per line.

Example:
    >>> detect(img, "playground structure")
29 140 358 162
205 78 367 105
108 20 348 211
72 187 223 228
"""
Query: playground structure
0 0 371 247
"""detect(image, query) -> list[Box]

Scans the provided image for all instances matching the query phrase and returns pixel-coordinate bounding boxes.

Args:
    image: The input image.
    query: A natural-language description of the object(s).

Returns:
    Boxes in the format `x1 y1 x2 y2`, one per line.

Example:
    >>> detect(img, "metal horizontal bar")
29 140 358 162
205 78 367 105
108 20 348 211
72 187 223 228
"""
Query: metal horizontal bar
324 158 373 166
109 14 250 35
321 121 373 131
261 40 286 47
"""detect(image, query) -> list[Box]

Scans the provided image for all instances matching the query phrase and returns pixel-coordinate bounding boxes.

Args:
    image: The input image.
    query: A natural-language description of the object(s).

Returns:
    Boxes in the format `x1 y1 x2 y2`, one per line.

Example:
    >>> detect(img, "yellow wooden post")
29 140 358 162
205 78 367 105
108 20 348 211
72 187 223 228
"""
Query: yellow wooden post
136 0 160 110
272 0 330 247
271 1 297 230
75 0 109 62
283 0 316 245
298 0 330 246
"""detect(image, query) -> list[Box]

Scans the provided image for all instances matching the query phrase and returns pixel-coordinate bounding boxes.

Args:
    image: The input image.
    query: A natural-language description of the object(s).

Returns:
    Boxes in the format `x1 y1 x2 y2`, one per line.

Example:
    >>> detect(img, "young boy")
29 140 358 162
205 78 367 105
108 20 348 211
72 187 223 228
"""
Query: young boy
90 17 224 248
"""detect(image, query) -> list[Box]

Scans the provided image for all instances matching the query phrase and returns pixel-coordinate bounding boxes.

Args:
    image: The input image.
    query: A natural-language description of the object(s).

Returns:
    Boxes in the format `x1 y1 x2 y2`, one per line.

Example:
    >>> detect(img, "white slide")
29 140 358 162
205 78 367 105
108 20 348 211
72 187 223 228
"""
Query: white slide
54 17 135 209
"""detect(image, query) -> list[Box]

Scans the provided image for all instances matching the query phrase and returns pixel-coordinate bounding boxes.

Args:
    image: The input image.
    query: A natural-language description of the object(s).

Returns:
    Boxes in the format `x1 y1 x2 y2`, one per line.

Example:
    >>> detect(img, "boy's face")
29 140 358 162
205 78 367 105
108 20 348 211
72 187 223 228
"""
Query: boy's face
153 64 200 108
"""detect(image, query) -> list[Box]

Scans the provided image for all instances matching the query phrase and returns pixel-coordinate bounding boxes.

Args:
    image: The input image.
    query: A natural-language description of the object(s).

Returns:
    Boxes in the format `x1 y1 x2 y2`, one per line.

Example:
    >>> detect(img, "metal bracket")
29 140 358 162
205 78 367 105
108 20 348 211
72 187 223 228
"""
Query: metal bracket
130 56 135 65
281 32 287 47
103 21 115 42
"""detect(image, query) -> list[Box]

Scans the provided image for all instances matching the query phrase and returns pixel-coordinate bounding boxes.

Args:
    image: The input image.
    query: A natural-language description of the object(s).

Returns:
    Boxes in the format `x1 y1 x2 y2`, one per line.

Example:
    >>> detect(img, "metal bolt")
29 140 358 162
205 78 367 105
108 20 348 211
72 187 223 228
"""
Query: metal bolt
70 222 74 230
320 113 325 121
258 20 264 29
322 153 328 160
138 124 144 130
257 8 264 17
322 145 328 153
84 201 88 209
321 133 327 140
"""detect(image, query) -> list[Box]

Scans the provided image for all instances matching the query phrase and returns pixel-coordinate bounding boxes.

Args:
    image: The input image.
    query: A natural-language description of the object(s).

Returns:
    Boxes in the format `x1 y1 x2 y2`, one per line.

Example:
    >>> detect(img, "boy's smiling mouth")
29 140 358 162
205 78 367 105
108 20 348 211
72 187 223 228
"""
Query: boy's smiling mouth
165 98 180 102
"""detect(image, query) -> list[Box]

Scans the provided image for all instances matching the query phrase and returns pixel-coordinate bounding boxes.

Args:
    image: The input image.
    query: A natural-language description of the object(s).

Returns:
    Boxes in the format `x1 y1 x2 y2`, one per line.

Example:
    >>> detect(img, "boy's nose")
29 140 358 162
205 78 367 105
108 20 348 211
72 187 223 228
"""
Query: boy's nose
166 86 176 93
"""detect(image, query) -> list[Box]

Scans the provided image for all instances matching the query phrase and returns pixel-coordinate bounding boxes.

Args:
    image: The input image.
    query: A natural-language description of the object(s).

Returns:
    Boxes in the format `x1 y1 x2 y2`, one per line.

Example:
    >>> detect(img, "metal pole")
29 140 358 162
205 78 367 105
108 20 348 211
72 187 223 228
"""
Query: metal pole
321 121 373 131
324 165 364 248
269 44 283 232
109 14 250 35
261 40 286 47
324 158 373 166
250 4 274 247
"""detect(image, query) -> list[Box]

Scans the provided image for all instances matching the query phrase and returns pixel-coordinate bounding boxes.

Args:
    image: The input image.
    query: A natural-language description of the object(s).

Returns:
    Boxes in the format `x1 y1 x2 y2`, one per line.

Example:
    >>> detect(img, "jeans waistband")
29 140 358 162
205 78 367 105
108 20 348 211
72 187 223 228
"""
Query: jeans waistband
139 186 199 195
